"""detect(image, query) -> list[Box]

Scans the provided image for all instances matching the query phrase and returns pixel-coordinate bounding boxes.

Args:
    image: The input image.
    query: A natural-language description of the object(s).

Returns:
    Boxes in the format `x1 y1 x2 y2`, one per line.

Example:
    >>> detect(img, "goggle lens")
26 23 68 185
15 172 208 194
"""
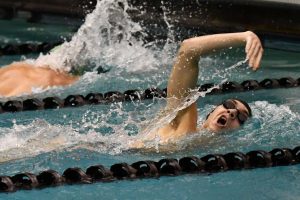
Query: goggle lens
222 100 249 124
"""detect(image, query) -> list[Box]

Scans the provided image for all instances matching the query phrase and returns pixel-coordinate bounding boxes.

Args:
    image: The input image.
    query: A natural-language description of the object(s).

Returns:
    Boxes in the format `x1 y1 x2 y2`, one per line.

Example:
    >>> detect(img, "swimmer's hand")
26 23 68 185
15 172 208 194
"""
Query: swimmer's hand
244 31 264 70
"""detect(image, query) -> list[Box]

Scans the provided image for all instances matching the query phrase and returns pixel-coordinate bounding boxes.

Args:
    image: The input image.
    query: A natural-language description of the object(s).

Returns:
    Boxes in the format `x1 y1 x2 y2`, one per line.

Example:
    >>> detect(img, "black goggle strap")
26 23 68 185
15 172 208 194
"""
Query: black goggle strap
206 107 216 119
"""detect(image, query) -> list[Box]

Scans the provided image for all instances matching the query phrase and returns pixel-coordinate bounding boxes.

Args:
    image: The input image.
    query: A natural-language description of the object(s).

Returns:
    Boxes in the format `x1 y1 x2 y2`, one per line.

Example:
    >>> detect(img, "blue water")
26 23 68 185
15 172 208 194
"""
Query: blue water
0 1 300 199
0 16 77 45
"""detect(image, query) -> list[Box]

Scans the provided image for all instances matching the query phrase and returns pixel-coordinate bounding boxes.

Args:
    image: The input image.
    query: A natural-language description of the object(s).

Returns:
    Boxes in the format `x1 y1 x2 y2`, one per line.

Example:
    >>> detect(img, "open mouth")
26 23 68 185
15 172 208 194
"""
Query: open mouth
217 115 227 126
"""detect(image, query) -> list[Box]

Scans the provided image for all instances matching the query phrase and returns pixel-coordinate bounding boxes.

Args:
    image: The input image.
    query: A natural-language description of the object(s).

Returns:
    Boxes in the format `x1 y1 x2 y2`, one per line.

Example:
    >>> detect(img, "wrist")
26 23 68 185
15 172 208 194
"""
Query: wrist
242 31 255 41
240 31 251 43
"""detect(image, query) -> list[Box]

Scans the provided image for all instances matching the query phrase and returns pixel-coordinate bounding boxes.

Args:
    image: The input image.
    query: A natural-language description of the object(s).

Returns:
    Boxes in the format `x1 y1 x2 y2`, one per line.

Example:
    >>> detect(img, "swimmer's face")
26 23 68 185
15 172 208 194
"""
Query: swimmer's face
203 99 251 132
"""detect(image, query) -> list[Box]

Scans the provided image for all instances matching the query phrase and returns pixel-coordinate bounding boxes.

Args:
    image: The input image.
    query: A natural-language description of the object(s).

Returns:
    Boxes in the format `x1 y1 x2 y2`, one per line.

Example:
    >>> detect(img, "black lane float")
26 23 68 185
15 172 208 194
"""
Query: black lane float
0 146 300 193
0 42 63 56
0 77 299 114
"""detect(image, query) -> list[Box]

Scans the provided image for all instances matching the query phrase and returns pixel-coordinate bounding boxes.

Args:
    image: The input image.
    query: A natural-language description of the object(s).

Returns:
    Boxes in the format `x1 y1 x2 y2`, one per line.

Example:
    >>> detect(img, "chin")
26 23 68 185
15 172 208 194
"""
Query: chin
209 121 236 133
206 124 223 133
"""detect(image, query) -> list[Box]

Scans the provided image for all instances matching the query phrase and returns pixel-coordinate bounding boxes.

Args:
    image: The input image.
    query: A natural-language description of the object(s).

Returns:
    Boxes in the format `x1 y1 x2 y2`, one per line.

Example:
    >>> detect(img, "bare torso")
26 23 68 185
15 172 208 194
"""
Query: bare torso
0 62 79 97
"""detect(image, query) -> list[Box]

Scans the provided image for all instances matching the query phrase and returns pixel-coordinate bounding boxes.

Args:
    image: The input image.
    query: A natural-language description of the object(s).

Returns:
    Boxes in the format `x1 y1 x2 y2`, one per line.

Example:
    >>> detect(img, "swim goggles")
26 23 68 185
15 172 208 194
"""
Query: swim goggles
222 100 249 124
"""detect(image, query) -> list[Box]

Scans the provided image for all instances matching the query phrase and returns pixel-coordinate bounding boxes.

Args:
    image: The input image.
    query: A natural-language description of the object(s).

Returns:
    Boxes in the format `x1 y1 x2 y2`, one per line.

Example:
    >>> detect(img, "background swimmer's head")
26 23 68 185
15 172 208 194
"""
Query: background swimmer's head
70 65 110 75
203 98 252 132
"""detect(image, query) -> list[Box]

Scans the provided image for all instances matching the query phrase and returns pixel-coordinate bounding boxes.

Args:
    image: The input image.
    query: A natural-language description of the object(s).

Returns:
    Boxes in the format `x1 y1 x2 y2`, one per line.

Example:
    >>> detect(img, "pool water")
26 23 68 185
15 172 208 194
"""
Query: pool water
0 0 300 199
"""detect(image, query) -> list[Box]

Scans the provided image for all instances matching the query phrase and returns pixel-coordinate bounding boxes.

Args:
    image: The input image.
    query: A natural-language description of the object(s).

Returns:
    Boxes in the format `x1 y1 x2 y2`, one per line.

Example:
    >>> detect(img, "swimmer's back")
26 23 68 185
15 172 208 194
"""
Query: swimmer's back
0 62 79 97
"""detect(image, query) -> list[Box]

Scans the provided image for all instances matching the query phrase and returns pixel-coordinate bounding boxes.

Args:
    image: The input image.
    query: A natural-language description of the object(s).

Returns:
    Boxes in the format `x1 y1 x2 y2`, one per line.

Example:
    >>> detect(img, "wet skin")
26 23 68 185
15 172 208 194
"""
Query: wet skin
0 62 79 97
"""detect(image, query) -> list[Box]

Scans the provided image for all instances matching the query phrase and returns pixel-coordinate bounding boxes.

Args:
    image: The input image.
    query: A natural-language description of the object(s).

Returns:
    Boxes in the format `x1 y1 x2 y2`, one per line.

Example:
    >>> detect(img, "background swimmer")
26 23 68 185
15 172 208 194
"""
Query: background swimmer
0 62 79 97
0 31 263 141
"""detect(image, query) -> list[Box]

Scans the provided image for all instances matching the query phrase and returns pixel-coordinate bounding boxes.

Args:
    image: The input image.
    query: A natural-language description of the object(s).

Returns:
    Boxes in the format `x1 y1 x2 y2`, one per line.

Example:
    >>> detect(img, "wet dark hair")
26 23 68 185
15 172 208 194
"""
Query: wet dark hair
70 65 110 76
206 98 252 119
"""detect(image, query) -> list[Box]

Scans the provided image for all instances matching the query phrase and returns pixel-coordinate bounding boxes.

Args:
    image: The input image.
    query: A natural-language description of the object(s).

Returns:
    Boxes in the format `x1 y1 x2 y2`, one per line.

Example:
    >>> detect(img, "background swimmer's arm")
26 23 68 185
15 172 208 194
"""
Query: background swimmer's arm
165 31 263 133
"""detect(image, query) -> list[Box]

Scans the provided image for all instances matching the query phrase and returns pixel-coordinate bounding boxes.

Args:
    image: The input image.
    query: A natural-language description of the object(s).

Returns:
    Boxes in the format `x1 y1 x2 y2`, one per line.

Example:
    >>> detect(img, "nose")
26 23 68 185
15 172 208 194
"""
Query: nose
227 109 238 119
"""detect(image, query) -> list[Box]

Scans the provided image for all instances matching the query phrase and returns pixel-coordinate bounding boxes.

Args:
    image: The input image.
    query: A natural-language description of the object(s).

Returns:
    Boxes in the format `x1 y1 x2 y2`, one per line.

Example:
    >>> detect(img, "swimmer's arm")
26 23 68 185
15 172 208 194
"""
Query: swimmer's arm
168 31 264 102
166 31 263 132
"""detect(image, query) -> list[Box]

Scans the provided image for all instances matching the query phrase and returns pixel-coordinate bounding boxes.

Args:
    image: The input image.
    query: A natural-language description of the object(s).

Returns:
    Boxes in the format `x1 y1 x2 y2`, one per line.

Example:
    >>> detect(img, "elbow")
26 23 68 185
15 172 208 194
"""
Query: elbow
178 38 202 61
179 39 193 52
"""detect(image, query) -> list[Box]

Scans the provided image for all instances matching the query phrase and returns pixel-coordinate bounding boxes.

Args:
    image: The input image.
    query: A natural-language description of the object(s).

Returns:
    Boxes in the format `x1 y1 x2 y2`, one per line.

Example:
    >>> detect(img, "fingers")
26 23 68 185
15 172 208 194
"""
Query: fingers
248 46 263 70
253 48 263 70
249 44 261 68
245 34 263 70
247 41 258 60
245 38 252 55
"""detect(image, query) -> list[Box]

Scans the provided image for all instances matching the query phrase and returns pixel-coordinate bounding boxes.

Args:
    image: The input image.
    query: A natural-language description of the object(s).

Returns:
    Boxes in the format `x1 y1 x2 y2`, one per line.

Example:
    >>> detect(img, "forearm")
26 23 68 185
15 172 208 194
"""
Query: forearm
167 31 262 102
180 32 248 63
167 32 247 100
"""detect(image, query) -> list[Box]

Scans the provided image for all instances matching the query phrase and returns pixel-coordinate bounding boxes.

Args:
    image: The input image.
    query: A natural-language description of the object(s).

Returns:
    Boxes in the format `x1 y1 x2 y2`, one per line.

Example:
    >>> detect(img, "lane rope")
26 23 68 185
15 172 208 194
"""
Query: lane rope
0 77 299 114
0 42 63 56
0 146 299 192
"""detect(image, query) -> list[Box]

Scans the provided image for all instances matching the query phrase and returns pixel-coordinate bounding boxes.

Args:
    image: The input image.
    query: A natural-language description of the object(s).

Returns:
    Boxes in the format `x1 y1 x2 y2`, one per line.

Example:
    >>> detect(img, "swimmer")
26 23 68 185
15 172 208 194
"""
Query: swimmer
0 31 263 140
137 31 263 145
0 62 79 97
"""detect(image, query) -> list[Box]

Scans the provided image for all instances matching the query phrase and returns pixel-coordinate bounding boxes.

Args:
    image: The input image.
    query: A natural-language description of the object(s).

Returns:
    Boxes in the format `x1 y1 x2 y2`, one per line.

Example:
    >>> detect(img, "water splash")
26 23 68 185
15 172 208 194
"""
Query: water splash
0 0 297 163
151 101 300 153
136 58 248 143
32 0 163 73
0 117 132 163
0 56 253 162
0 100 298 162
0 0 179 100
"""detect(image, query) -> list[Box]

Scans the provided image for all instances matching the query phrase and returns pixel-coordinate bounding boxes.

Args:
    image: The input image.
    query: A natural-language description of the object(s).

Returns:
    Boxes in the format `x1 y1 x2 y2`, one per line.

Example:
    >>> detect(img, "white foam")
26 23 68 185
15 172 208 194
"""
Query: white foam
33 0 165 73
1 0 298 161
0 98 299 162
